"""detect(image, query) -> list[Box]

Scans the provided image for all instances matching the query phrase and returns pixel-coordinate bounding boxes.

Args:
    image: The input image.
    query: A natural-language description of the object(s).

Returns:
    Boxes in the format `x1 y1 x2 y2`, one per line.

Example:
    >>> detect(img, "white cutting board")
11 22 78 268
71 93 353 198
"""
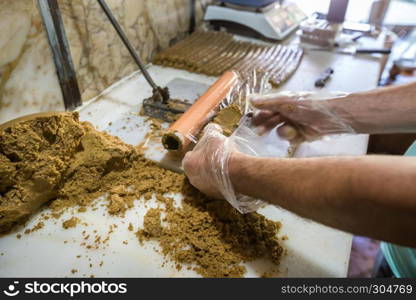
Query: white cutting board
0 65 369 277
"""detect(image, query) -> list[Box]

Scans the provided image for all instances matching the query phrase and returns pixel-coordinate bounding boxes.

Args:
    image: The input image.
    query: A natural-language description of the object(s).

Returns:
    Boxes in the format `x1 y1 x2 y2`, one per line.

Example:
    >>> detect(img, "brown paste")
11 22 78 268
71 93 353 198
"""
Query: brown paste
0 112 284 277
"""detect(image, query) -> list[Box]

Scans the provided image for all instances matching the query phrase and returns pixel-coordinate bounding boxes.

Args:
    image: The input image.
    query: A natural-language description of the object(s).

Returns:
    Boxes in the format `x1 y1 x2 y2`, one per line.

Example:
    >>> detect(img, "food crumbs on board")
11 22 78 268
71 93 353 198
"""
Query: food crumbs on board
78 207 87 213
62 217 80 229
23 222 44 234
136 188 284 278
0 112 285 277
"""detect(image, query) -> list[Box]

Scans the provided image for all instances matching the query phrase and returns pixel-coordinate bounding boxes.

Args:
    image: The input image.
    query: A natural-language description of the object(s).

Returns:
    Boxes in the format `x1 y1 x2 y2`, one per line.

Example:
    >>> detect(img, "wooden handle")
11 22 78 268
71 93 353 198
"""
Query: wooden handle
162 71 239 152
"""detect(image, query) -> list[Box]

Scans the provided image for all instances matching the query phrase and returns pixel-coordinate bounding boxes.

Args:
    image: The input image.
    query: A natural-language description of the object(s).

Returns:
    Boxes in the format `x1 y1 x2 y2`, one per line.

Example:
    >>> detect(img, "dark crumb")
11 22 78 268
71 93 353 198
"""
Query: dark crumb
71 269 78 274
62 217 80 229
16 234 22 239
23 222 44 234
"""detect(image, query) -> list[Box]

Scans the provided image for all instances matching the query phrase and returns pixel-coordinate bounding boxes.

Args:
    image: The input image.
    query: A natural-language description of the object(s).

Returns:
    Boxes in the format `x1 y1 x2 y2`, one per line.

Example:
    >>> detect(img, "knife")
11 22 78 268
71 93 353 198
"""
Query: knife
310 47 391 56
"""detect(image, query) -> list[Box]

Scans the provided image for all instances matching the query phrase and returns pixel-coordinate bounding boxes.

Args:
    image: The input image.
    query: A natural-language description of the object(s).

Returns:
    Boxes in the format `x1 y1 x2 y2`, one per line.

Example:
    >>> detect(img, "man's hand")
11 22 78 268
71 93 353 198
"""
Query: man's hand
251 93 354 142
183 123 233 199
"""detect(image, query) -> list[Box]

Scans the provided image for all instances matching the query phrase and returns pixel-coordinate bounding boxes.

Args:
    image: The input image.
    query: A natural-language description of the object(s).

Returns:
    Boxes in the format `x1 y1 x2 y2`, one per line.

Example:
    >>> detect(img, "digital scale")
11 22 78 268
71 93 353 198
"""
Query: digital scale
204 0 307 41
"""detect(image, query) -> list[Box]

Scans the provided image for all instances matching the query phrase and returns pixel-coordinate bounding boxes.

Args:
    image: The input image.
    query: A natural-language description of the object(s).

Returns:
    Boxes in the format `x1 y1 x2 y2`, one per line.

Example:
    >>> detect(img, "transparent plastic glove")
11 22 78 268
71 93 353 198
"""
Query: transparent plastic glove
251 91 354 142
183 123 263 213
183 123 233 200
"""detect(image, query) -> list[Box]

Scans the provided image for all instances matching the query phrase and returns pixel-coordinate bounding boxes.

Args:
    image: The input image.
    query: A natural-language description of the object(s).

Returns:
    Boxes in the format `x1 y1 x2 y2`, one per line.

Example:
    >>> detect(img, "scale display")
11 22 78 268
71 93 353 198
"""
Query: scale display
205 2 307 40
265 3 307 36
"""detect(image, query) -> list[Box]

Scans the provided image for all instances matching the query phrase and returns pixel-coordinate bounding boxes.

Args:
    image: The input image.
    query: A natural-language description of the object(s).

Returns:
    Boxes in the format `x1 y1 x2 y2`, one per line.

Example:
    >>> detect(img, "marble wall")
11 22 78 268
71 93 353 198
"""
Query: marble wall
0 0 207 123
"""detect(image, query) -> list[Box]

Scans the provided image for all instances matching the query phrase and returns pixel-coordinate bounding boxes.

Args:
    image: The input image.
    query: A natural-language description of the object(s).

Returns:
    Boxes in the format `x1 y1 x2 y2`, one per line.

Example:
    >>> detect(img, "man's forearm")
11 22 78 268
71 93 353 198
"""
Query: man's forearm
328 81 416 134
229 153 416 247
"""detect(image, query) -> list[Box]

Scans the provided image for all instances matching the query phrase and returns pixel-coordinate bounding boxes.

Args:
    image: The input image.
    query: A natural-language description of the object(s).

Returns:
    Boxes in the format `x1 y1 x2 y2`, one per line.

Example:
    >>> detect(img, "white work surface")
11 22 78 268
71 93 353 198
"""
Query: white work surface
0 44 381 277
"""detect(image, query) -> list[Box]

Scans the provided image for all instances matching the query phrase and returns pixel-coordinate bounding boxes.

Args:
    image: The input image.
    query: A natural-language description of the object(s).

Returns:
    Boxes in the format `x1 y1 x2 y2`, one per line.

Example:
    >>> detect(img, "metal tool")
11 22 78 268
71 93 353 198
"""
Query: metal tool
337 47 391 55
311 46 391 56
38 0 82 110
315 67 334 88
97 0 189 122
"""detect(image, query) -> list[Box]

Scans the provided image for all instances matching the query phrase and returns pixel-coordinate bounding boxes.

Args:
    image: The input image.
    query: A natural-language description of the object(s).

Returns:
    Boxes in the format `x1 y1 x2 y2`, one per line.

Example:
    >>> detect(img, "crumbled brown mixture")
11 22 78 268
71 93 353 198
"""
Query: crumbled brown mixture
137 188 283 278
24 221 44 234
137 208 163 241
107 194 127 215
62 217 80 229
0 112 284 277
0 113 85 232
0 112 136 231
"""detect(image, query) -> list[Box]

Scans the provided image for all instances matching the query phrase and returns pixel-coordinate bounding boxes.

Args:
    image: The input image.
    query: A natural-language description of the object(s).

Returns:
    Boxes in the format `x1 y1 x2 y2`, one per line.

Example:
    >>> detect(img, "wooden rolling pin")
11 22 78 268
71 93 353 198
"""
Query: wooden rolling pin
162 71 239 152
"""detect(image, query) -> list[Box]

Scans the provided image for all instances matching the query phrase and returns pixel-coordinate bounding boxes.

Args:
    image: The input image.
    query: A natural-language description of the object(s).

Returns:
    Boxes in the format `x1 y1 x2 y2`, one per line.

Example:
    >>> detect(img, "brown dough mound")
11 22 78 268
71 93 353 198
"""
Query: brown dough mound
0 112 135 233
0 112 285 277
